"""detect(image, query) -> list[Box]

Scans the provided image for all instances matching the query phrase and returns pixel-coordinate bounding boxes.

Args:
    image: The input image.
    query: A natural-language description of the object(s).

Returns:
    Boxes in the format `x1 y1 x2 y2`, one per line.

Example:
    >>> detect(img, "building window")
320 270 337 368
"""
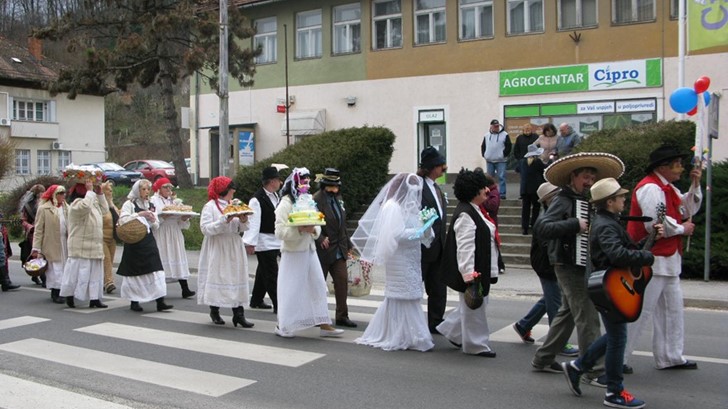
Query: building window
508 0 544 34
254 17 277 64
415 0 446 45
558 0 597 29
333 3 361 54
296 9 322 59
459 0 493 40
612 0 655 24
15 149 30 175
373 0 402 49
57 151 71 170
37 150 51 175
669 0 678 19
13 100 48 122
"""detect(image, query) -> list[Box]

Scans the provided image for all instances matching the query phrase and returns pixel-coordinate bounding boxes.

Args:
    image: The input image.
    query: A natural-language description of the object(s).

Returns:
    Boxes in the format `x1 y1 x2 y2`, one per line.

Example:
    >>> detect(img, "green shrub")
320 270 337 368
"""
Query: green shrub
233 126 395 216
0 175 65 237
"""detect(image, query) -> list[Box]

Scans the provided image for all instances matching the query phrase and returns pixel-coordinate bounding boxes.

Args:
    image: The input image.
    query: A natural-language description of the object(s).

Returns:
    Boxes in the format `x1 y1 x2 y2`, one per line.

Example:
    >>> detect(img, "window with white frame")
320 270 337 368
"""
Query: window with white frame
37 150 51 175
13 99 48 122
559 0 597 29
57 151 71 170
373 0 403 49
415 0 446 45
333 3 362 54
15 149 30 175
254 17 277 64
296 9 322 59
459 0 493 40
612 0 655 24
508 0 544 34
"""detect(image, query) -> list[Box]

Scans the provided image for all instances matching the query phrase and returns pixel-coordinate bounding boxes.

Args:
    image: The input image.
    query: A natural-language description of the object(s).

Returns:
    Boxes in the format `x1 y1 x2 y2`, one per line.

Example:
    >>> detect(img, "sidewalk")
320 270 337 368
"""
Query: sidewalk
112 245 728 311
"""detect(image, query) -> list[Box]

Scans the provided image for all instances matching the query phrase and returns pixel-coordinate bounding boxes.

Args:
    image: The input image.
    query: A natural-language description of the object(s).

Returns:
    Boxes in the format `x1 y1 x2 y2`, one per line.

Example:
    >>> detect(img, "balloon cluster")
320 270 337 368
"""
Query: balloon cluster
669 76 712 115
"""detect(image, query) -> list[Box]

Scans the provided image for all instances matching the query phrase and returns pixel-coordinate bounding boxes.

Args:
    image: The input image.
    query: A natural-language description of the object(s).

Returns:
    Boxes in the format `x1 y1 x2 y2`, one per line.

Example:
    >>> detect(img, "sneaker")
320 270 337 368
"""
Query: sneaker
559 343 579 357
532 360 563 373
583 373 608 388
274 326 295 338
603 390 646 409
562 361 583 396
512 323 535 344
622 364 634 374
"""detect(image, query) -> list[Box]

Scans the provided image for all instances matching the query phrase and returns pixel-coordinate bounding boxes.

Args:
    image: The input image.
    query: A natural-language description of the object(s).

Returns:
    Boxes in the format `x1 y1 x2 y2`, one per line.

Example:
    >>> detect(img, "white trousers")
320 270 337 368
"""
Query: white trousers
436 293 492 355
624 275 686 368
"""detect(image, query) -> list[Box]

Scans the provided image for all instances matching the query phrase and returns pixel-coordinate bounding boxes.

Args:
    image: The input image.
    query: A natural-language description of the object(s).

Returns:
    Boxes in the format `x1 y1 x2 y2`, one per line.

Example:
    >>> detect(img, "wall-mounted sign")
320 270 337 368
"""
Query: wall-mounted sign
577 102 615 114
419 110 444 122
616 99 657 112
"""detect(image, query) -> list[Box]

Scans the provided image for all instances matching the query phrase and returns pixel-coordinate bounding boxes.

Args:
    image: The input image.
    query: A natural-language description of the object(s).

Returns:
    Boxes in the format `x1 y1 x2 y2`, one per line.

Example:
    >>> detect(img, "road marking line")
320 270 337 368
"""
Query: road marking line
631 351 728 365
75 322 324 367
0 372 134 409
0 316 49 330
0 338 255 397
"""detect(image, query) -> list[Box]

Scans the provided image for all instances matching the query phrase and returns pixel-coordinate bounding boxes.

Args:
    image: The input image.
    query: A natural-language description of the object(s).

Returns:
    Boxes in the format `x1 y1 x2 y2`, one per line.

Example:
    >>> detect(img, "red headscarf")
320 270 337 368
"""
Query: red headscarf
41 184 66 207
208 176 233 201
68 183 87 199
152 177 172 193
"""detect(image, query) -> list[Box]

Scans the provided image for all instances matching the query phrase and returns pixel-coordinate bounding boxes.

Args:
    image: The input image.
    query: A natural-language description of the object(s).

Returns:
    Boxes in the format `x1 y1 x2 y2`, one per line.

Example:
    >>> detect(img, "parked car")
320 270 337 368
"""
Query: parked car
82 162 143 187
123 159 178 186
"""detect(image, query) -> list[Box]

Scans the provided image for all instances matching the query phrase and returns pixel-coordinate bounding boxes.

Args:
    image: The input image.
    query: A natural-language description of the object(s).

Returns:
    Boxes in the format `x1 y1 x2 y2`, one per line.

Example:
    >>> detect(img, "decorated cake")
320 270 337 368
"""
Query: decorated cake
63 164 104 186
223 198 253 215
287 193 326 226
162 199 194 212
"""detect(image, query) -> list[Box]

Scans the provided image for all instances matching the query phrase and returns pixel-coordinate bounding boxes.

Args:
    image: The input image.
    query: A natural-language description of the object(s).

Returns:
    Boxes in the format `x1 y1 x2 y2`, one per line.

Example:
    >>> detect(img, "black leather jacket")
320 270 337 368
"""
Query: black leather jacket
533 187 583 266
590 209 654 271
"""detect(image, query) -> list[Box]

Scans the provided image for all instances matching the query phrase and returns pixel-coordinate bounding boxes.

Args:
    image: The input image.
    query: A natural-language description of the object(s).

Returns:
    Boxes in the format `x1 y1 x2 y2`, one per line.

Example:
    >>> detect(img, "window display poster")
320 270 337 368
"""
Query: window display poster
238 130 254 166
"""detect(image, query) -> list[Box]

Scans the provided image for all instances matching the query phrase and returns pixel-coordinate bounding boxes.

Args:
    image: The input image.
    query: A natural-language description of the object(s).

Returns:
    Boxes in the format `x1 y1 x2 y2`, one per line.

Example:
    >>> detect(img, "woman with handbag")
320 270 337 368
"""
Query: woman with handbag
31 185 68 303
117 179 173 312
352 172 435 351
20 184 45 285
437 169 500 357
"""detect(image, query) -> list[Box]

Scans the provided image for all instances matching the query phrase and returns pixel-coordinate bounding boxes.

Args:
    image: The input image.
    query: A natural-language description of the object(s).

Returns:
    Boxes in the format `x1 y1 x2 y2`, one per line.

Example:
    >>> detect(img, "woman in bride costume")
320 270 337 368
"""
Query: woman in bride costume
352 173 435 351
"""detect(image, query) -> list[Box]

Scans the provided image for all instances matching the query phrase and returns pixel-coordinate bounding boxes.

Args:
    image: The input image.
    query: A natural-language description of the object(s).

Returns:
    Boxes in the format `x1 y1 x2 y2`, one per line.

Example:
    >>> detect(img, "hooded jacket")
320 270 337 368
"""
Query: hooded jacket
481 126 512 162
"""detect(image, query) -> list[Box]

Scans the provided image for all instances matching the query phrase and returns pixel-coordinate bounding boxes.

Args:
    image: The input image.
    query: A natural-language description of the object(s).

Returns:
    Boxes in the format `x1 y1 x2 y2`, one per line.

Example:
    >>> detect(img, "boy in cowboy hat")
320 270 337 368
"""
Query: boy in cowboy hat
623 145 702 372
562 177 659 409
531 152 625 386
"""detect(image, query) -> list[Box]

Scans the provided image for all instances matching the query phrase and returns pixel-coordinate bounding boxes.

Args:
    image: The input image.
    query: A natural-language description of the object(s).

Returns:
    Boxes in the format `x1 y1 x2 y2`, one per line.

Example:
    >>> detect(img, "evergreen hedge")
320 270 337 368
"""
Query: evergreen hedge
233 126 395 216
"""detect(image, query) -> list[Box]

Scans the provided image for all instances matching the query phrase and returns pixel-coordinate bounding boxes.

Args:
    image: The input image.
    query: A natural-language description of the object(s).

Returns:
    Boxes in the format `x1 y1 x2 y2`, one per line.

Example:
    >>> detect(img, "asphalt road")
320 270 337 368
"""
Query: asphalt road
0 271 725 409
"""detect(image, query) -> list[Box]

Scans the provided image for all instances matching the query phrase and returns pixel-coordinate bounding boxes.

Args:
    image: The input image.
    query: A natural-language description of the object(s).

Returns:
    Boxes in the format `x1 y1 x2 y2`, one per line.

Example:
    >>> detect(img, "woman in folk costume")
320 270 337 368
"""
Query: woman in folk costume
151 177 195 299
437 169 500 357
198 176 253 328
20 184 45 285
101 181 120 294
31 185 68 304
60 180 109 308
352 173 435 351
117 179 173 313
273 167 343 338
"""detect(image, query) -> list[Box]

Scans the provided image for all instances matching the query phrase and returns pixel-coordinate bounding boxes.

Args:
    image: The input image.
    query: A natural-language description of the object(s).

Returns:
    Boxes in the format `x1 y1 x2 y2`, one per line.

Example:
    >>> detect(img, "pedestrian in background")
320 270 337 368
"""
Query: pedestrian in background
535 123 559 164
480 119 511 199
556 123 582 157
520 144 547 235
19 184 45 285
514 124 539 197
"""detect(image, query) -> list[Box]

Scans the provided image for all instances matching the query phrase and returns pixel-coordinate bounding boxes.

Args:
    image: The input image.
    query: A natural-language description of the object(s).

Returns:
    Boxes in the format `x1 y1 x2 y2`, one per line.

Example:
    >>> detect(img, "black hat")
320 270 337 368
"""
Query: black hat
645 145 691 173
420 146 446 170
262 166 280 181
490 119 500 125
315 168 342 186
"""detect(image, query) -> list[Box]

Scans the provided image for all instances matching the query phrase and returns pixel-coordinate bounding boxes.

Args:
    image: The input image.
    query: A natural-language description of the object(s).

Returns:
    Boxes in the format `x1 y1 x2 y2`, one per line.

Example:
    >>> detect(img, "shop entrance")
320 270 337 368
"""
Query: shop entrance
417 109 447 183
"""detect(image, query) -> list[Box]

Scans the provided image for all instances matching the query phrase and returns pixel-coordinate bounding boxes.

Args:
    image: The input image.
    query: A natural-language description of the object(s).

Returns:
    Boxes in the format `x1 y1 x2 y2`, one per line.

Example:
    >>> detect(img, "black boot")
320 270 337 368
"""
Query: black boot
40 273 47 288
89 299 108 308
209 306 225 325
232 306 254 328
130 301 143 312
179 280 196 299
50 288 65 304
156 297 174 312
0 265 20 291
65 296 75 308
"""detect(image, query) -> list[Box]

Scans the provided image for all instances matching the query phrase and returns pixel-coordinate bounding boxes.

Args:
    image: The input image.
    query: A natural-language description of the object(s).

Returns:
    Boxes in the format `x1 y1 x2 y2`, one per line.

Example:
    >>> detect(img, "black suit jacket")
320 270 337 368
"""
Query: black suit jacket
421 176 447 263
313 190 352 266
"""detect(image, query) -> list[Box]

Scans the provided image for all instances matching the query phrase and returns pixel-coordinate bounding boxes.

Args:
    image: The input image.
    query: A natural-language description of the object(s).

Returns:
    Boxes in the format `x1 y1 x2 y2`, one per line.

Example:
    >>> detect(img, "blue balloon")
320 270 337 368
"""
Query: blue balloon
703 91 711 107
669 87 698 114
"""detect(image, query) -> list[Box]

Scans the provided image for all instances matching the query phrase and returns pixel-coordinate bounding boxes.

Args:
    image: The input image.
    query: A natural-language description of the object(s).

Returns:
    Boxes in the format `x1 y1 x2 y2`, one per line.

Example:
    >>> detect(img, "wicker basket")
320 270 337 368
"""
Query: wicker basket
23 256 48 277
116 218 147 244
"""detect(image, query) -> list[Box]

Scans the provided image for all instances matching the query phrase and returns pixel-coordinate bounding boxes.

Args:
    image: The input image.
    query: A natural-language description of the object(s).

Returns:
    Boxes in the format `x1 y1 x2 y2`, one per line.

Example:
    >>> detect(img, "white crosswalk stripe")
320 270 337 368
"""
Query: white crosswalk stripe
0 316 49 330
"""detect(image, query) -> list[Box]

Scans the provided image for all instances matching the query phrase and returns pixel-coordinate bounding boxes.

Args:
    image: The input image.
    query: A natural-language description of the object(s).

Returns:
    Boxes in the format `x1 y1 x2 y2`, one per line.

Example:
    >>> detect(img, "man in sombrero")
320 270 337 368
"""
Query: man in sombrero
623 145 702 372
531 152 625 387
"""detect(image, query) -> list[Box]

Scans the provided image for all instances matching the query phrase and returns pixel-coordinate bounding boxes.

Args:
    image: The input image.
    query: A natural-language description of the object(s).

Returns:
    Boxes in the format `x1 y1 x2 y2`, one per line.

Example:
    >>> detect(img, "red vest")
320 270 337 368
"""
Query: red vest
627 173 683 257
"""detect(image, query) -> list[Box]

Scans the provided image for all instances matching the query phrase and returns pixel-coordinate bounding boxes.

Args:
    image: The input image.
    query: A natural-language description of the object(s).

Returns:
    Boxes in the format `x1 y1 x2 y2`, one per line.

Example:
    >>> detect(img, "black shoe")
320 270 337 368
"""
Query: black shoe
662 360 698 370
249 301 272 309
50 289 64 304
65 296 75 308
105 283 116 294
179 280 195 299
1 283 20 291
429 325 441 335
448 340 462 348
89 300 108 308
522 228 529 235
622 364 634 374
477 350 497 358
156 298 174 312
232 307 254 328
335 318 358 328
209 307 225 325
32 276 42 285
130 301 143 312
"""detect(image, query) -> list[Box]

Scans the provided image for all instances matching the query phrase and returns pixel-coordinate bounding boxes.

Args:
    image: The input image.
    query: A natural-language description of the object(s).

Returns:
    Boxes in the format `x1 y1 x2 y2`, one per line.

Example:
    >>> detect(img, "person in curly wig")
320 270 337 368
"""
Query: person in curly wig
437 168 500 357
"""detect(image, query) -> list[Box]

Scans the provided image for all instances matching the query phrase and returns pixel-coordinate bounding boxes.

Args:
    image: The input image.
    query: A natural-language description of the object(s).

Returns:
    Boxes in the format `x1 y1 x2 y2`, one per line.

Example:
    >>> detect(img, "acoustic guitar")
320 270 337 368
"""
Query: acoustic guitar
588 204 665 323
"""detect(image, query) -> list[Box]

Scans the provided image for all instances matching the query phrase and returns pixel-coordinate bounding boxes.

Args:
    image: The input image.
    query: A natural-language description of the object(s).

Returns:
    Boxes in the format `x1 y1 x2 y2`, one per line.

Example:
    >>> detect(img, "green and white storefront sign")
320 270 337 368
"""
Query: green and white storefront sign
500 58 662 96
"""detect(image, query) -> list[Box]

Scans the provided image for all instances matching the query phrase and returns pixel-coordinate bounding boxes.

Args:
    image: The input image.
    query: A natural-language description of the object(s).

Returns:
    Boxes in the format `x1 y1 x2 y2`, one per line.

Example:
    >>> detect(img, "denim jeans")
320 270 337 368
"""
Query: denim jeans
486 161 507 197
574 313 627 394
517 278 561 331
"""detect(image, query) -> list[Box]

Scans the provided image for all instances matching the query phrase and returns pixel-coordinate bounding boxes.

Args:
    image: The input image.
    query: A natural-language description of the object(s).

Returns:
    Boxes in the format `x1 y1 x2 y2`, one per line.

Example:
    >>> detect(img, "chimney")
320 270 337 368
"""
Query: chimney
27 37 42 61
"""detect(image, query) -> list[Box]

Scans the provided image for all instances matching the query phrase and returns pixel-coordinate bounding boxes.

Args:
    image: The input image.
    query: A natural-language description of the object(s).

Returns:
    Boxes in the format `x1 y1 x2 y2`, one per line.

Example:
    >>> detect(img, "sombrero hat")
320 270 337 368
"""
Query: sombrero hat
544 152 624 187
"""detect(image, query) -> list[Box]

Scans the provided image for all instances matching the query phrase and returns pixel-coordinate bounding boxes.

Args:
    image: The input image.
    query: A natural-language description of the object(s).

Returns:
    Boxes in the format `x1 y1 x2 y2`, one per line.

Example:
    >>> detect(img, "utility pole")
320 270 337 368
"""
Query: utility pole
219 0 230 177
284 24 290 146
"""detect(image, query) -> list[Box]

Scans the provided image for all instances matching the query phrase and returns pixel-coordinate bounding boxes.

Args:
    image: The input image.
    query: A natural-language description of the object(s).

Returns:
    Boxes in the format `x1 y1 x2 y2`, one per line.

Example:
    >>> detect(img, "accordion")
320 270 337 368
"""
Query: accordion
574 199 590 267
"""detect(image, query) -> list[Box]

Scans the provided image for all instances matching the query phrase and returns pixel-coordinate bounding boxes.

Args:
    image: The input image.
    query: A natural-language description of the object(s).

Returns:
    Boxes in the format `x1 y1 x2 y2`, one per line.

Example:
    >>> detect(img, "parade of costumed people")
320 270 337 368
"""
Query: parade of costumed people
274 167 343 338
352 172 436 351
197 176 253 328
150 177 196 299
30 185 68 304
19 184 45 285
101 181 120 294
60 167 109 309
117 179 173 313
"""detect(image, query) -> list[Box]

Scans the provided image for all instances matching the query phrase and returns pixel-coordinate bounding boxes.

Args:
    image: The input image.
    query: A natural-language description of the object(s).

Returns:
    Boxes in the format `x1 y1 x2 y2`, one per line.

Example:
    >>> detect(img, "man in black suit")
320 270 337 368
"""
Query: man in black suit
314 168 356 328
417 146 448 333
